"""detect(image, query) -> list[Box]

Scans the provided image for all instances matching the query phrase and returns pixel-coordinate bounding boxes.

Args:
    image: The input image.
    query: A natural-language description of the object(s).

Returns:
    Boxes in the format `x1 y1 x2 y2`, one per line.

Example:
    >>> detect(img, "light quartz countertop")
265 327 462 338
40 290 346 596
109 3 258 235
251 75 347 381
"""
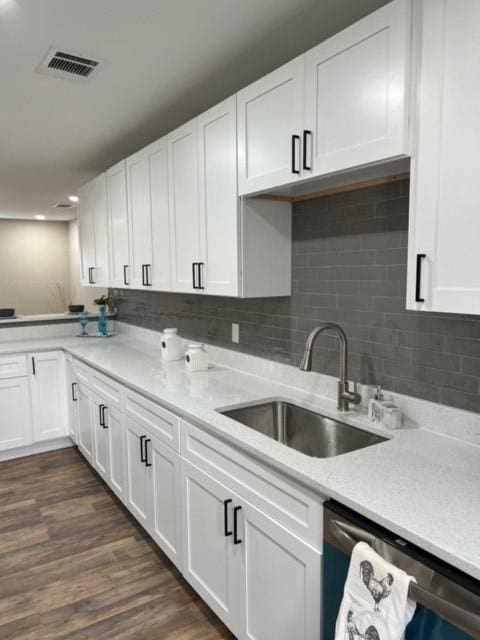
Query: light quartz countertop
1 333 480 582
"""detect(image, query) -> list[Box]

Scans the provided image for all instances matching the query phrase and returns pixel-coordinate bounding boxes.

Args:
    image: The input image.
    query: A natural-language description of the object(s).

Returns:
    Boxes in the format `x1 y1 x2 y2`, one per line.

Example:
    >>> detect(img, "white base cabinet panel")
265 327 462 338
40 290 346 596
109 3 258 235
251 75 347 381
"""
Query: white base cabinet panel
181 459 321 640
65 355 78 444
92 393 110 483
0 377 33 451
106 405 126 502
77 381 94 464
29 351 67 442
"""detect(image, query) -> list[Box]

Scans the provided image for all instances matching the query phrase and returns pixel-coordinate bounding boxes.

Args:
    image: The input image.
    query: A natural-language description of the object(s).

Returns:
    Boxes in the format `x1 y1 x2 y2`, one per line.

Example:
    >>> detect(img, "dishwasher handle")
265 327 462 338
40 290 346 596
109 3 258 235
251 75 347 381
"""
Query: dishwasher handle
330 518 480 639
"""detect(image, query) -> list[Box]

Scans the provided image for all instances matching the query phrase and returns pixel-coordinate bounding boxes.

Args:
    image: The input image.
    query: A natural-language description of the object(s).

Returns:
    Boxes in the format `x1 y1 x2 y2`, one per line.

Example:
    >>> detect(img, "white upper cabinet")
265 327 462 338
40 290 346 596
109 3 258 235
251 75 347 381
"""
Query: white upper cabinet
237 0 411 196
168 119 201 292
77 174 109 287
304 0 410 177
126 146 154 290
107 160 130 288
237 56 305 196
407 0 480 314
198 96 239 296
149 138 171 291
127 137 171 291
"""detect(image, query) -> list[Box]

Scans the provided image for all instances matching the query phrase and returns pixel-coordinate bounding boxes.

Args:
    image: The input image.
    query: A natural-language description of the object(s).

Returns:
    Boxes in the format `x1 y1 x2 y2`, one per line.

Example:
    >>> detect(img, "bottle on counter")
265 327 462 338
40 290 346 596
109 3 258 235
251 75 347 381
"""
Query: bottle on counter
368 386 403 429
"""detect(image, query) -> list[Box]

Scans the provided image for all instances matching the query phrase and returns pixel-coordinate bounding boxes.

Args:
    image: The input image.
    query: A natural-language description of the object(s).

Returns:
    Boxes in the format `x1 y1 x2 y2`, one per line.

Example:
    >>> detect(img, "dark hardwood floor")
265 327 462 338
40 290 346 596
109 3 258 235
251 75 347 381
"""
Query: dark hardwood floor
0 447 234 639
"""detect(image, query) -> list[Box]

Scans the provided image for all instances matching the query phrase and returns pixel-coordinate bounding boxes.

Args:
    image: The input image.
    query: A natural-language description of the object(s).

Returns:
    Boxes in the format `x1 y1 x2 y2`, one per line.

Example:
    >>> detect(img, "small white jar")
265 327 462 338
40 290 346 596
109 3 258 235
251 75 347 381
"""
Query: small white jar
185 342 208 372
160 328 184 362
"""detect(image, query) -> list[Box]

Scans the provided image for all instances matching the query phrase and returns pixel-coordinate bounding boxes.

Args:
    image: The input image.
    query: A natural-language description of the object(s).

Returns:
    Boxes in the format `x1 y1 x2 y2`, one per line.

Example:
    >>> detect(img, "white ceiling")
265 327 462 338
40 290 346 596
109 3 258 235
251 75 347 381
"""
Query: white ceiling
0 0 388 221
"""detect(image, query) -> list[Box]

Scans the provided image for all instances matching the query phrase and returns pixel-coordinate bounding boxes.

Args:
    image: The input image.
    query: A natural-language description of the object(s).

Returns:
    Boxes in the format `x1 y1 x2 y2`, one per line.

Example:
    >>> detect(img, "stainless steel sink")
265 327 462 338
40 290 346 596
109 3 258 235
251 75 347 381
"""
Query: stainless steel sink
218 400 387 458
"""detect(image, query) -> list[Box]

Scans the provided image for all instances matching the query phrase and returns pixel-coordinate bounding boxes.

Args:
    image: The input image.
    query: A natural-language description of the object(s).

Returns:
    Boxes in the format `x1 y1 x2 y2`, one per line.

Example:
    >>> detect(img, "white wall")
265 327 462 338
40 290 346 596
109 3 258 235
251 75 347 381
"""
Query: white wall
68 220 107 311
0 219 72 315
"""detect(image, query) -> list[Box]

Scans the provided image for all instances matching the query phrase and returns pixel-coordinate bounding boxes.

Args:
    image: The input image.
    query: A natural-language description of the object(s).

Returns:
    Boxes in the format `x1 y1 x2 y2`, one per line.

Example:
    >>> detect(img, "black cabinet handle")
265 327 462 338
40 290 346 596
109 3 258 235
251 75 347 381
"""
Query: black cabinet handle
123 265 129 286
303 130 312 171
99 404 105 426
415 253 426 302
31 357 36 375
192 262 198 289
291 134 300 175
233 506 242 545
145 264 152 287
101 405 108 429
71 382 77 402
141 264 146 286
88 267 95 284
144 438 152 466
223 499 233 537
140 435 146 462
197 262 205 290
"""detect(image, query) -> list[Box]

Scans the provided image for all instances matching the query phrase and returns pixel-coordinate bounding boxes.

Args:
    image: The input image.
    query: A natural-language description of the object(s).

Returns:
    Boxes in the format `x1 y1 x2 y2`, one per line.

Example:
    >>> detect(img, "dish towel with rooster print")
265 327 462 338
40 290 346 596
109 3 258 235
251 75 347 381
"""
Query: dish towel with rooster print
335 541 416 640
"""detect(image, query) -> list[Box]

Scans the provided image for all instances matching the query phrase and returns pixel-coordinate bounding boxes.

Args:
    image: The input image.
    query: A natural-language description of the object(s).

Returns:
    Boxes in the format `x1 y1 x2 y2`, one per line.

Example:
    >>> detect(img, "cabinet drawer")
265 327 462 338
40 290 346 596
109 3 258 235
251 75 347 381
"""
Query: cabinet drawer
0 354 28 379
180 421 323 548
73 359 92 387
124 389 180 451
91 369 122 408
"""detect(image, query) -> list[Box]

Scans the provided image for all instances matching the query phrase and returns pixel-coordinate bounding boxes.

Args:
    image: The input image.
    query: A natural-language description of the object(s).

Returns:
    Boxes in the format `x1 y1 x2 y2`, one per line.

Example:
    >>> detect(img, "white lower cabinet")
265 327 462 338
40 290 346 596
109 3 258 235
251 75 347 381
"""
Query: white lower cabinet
29 351 67 442
0 376 33 451
68 359 321 640
77 381 94 464
181 459 321 640
65 355 78 444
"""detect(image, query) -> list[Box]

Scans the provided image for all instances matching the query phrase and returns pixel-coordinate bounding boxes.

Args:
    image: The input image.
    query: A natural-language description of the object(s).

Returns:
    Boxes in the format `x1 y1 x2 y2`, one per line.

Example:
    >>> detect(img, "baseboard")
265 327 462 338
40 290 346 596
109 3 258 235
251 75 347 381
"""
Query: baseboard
0 437 75 462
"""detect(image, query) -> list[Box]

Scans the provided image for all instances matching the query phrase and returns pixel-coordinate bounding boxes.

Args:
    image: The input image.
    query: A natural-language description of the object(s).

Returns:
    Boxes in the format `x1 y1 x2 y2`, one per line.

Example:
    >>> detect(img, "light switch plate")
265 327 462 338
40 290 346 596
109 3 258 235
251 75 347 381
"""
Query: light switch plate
232 323 239 344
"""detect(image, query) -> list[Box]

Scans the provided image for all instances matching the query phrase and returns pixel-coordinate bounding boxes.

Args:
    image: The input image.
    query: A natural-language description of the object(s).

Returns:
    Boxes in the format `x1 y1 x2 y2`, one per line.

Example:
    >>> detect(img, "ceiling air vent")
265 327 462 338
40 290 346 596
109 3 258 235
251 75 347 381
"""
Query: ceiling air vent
36 47 100 82
54 203 74 209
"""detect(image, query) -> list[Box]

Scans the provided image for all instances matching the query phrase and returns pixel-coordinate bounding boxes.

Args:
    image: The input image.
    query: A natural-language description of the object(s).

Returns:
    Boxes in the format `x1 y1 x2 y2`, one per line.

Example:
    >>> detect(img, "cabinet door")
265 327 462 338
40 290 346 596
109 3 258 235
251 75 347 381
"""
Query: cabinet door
106 405 125 502
198 96 239 297
91 173 109 287
65 356 78 444
77 382 93 463
77 181 95 287
0 377 32 451
239 502 321 640
168 119 201 292
304 0 410 177
125 418 150 528
92 393 109 483
107 160 131 288
148 434 182 566
407 0 480 314
181 460 240 633
29 352 67 442
237 56 305 196
127 147 153 290
149 137 171 291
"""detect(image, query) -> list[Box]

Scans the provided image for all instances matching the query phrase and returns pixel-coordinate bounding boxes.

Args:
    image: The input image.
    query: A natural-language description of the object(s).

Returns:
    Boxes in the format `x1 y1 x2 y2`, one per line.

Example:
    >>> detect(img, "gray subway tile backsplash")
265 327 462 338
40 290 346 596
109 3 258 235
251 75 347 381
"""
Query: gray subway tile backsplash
111 178 480 414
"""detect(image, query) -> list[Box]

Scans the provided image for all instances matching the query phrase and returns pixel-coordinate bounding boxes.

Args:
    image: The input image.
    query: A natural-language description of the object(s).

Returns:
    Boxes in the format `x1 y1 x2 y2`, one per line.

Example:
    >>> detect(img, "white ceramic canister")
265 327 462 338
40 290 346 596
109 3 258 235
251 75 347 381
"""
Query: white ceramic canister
185 342 208 372
160 328 184 361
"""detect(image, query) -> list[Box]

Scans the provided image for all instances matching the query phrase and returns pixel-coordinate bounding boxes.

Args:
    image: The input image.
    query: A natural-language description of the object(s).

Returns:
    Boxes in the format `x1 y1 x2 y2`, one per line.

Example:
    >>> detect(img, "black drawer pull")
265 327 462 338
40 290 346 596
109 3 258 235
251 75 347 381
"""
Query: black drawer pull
123 265 129 286
31 357 36 375
223 499 233 537
71 382 77 402
144 439 152 467
192 262 198 289
415 253 426 302
233 505 242 545
99 404 105 426
303 130 312 171
198 262 205 290
140 435 146 463
291 134 300 174
145 264 152 287
101 405 108 429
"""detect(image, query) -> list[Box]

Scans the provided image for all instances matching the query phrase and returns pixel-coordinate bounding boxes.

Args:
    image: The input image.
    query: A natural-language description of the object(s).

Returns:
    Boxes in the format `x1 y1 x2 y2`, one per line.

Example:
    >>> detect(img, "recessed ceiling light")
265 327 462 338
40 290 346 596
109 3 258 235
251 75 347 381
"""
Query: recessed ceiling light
68 195 79 203
35 215 46 221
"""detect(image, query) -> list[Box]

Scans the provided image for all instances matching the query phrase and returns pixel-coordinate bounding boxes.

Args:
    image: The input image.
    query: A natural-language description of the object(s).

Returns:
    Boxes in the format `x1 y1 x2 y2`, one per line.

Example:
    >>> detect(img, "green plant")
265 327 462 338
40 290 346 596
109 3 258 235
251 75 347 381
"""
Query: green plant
93 295 111 307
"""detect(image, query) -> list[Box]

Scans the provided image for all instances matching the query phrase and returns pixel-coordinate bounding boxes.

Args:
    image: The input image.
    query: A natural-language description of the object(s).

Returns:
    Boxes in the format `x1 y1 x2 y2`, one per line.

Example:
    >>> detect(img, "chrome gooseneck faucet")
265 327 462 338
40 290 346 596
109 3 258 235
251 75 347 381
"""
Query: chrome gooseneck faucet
299 323 361 411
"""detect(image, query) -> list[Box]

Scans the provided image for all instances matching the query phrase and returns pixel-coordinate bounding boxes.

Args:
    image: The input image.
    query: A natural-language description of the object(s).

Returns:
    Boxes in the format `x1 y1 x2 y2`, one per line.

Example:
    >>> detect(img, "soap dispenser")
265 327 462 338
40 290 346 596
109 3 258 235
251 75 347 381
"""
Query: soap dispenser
368 386 384 422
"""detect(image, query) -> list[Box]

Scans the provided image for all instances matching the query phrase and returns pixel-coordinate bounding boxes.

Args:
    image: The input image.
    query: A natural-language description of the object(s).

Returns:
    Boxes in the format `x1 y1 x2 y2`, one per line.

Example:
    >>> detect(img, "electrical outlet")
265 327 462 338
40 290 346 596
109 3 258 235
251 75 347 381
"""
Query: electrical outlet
232 323 239 344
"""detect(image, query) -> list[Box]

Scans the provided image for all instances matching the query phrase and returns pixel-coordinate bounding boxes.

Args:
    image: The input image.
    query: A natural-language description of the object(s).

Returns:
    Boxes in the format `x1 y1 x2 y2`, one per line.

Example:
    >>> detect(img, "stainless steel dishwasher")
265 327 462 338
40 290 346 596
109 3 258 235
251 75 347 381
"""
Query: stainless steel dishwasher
323 501 480 639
